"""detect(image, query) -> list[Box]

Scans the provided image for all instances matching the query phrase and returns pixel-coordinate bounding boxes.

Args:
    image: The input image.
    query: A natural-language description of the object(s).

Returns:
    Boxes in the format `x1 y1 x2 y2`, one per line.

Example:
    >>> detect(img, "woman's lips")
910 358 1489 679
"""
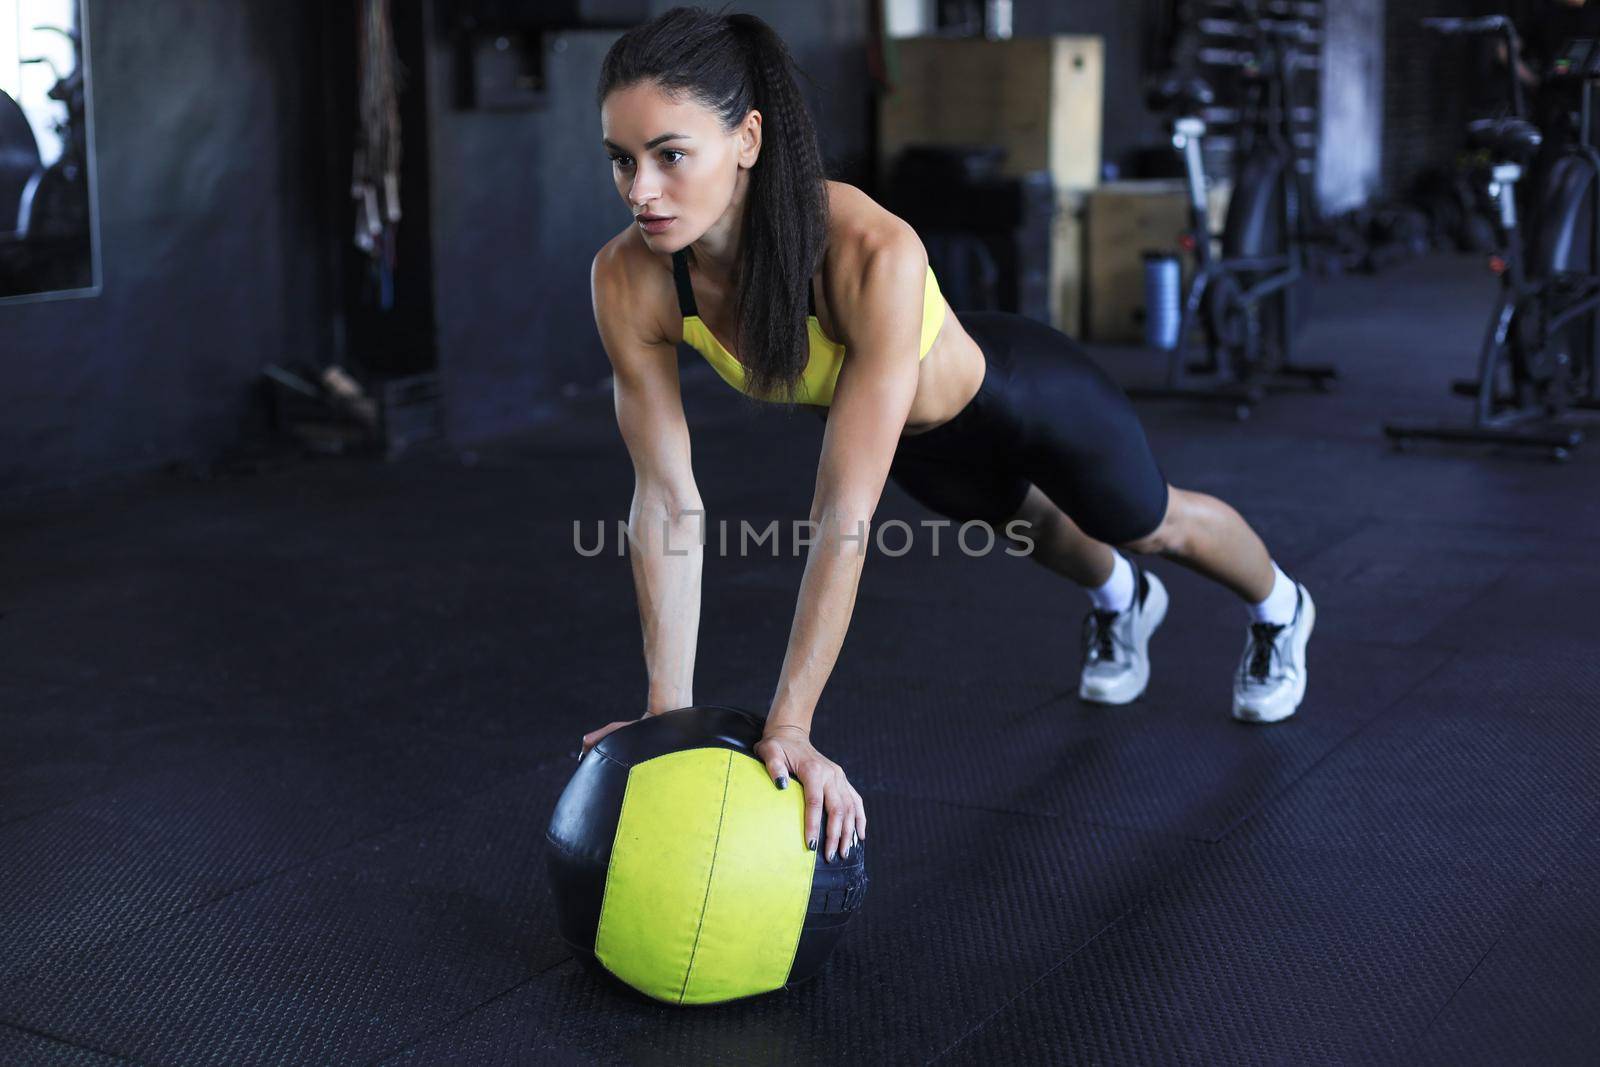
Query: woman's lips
637 216 675 234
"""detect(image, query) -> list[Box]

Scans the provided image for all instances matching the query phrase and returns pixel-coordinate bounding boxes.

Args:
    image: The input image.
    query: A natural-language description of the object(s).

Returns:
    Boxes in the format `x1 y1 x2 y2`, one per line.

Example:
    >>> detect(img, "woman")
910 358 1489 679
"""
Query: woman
581 8 1315 865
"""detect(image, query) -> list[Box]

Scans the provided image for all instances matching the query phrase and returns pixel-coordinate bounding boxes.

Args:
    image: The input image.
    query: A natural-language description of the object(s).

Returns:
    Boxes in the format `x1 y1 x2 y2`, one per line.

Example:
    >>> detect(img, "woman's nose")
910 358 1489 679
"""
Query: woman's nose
629 174 660 208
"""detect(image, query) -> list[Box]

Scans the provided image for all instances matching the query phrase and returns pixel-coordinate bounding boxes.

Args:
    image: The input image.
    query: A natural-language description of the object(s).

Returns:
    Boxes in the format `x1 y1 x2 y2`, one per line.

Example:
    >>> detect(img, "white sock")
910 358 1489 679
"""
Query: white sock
1087 552 1136 613
1249 563 1297 626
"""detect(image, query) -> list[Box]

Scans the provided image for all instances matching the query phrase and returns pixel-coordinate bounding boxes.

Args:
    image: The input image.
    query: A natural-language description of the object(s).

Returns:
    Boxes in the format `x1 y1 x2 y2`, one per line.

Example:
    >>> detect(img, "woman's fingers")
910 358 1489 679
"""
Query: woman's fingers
803 775 825 852
753 737 792 790
580 719 633 757
826 793 849 862
783 754 862 860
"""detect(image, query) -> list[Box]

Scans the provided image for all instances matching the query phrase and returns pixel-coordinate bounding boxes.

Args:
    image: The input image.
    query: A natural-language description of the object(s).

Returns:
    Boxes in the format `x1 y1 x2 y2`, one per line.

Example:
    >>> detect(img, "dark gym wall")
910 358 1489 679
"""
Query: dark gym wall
423 0 874 446
1383 0 1482 198
1 0 328 493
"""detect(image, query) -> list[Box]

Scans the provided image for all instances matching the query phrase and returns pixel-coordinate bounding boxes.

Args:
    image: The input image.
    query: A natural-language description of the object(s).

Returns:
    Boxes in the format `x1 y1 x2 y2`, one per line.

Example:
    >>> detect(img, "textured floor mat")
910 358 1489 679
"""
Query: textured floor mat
1409 813 1600 1065
384 791 1195 1067
938 834 1531 1065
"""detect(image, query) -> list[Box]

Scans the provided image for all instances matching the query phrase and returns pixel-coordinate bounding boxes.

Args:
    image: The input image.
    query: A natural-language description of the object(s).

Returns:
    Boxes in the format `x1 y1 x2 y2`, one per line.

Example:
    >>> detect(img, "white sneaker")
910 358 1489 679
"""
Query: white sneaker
1232 582 1316 723
1078 564 1168 705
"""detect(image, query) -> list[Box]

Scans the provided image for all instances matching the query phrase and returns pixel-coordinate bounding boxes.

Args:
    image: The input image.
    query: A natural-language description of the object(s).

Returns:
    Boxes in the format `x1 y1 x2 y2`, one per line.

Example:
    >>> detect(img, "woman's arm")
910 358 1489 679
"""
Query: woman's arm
757 230 928 857
589 244 704 738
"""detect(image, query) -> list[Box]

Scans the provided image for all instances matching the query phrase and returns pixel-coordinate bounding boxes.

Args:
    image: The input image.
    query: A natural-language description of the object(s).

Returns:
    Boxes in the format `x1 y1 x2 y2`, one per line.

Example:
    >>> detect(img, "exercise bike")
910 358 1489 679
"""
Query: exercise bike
1385 18 1600 461
1134 12 1337 420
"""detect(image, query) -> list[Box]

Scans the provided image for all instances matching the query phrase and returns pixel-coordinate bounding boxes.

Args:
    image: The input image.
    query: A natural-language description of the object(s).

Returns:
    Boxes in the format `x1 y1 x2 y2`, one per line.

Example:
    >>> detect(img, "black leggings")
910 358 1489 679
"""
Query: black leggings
887 311 1169 546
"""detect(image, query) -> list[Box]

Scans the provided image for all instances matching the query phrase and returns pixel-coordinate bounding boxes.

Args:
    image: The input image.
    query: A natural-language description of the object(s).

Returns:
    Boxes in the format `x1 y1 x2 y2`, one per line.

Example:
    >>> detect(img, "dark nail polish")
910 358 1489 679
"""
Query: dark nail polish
776 776 788 790
808 839 817 851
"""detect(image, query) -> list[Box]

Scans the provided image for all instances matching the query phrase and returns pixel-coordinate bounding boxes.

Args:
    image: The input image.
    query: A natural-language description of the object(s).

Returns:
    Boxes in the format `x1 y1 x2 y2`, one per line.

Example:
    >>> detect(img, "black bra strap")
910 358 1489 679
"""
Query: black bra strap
670 250 698 317
676 248 819 320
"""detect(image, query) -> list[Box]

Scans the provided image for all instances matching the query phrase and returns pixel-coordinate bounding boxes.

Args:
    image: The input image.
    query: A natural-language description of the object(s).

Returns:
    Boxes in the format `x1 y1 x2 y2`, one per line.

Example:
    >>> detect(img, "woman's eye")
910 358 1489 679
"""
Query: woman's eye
609 150 681 168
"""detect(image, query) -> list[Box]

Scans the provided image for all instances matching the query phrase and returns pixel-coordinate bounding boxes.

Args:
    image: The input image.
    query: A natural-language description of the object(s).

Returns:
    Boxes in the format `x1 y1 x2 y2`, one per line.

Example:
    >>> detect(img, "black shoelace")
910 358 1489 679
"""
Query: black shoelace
1245 622 1286 680
1083 610 1121 663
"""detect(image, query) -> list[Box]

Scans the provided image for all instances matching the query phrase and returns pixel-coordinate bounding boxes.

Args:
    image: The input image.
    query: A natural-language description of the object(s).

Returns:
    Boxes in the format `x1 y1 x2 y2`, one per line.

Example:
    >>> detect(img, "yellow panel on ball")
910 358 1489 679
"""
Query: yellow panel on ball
594 747 814 1005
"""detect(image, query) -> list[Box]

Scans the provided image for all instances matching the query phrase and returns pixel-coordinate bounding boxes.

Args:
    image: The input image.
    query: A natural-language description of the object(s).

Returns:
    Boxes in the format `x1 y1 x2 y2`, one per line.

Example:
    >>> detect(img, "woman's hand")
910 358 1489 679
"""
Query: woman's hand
755 724 866 862
580 713 649 759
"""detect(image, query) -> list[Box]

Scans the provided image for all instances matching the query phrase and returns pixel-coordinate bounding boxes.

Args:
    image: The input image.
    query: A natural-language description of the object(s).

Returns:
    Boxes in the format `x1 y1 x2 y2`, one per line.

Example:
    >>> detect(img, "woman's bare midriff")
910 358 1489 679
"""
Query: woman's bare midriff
803 301 987 437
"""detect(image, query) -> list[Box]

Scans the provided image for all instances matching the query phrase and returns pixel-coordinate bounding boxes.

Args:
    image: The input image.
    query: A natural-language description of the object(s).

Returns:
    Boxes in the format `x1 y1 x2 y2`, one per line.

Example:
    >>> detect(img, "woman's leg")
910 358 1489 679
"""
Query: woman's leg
971 312 1312 719
1004 485 1117 587
1008 482 1275 608
972 312 1274 606
1116 485 1275 604
891 311 1313 719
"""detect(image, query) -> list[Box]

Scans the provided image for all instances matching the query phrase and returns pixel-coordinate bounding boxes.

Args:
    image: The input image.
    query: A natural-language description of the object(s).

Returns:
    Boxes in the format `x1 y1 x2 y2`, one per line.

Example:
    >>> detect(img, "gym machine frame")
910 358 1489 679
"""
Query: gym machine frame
1136 14 1338 420
1386 18 1600 460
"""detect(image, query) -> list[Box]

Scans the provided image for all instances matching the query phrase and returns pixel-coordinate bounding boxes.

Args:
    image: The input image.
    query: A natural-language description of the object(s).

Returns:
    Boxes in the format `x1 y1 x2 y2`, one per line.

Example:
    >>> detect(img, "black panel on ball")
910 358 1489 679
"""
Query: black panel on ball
543 706 763 957
788 844 870 987
544 748 630 955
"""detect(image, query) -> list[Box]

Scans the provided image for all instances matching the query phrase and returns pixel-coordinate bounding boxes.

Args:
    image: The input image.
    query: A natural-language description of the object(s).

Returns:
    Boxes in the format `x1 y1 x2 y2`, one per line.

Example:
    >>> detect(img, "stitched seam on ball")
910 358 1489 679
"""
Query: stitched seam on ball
591 765 631 974
678 750 734 1005
778 827 814 982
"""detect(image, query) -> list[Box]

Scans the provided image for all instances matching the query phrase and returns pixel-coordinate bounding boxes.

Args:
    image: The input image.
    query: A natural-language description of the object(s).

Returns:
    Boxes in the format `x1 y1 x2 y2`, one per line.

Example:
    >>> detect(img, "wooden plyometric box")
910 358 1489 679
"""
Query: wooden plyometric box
880 36 1103 337
879 35 1104 191
1085 179 1234 343
1051 188 1086 338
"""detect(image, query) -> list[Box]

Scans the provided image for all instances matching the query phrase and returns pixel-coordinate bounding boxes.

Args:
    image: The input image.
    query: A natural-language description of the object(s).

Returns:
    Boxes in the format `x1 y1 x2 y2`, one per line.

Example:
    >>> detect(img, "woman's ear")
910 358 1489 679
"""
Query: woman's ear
737 109 763 169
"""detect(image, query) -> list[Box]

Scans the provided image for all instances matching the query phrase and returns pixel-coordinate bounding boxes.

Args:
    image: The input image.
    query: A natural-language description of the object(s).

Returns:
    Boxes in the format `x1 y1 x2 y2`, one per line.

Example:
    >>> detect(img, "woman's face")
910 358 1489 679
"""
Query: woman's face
600 80 760 251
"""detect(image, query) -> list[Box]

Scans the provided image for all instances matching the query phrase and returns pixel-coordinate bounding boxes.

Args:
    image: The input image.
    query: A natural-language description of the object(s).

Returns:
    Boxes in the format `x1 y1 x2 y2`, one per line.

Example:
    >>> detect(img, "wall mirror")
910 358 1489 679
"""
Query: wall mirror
0 0 99 304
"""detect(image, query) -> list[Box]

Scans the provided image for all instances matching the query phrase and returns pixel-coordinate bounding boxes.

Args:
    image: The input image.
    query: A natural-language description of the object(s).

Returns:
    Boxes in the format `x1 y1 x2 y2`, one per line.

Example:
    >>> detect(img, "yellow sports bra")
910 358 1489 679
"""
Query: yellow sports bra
671 249 946 406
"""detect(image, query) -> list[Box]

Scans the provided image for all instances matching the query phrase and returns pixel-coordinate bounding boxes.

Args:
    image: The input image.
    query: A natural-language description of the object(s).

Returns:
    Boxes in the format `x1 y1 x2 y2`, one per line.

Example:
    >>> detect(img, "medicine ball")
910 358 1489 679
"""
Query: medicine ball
545 705 868 1006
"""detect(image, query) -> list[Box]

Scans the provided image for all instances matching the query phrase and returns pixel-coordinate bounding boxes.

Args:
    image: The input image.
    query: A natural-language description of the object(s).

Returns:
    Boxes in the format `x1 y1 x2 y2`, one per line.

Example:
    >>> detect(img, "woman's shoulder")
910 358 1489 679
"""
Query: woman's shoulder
591 225 680 344
820 180 927 285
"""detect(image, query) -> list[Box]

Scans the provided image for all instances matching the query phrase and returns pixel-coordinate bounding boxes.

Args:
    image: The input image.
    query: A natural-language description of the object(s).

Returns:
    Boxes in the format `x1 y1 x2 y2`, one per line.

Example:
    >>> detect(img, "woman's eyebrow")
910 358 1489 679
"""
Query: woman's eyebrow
602 133 691 151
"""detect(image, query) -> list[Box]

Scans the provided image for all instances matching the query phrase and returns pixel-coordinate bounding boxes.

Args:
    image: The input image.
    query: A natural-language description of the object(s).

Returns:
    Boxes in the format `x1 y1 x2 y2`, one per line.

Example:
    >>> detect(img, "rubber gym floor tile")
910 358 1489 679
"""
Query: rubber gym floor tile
1408 813 1600 1065
0 724 535 988
1141 423 1599 532
384 791 1197 1067
1236 651 1600 868
5 550 639 732
0 679 332 830
1285 536 1519 650
1418 559 1600 659
683 570 1080 718
0 764 572 1067
936 835 1526 1066
1311 504 1600 567
812 619 1451 842
0 1023 128 1067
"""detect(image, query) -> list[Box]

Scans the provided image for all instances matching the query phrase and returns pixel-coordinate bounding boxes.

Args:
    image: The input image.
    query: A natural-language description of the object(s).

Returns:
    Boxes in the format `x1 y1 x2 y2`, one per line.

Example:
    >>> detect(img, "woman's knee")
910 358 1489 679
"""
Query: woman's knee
1115 485 1182 557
